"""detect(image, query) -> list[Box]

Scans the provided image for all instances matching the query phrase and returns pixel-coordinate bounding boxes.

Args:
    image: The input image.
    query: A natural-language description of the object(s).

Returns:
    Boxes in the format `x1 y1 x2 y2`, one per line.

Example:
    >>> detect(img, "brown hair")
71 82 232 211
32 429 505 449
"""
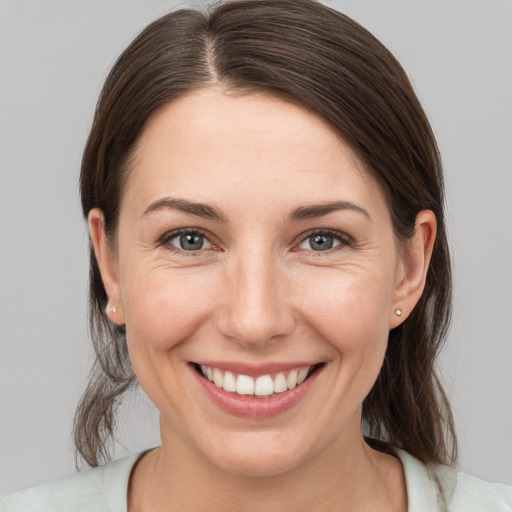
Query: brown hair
77 0 456 468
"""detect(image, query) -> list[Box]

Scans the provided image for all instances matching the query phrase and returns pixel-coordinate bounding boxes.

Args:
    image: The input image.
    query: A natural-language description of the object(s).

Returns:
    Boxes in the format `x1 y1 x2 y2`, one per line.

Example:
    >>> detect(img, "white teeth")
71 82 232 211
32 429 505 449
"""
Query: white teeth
274 372 287 393
199 364 315 396
286 369 298 389
213 368 223 388
223 371 237 392
297 367 309 385
236 374 255 395
255 375 274 396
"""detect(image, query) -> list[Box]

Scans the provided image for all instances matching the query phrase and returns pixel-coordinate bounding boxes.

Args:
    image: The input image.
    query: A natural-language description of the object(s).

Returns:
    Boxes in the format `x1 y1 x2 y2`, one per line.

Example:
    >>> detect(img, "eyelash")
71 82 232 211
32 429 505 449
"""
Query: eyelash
293 229 353 254
157 228 352 255
157 228 216 256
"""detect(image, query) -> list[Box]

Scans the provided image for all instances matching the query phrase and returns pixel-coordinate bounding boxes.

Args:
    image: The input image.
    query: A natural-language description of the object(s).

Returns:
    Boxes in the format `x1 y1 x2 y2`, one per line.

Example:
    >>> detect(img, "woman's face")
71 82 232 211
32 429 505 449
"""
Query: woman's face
92 88 430 476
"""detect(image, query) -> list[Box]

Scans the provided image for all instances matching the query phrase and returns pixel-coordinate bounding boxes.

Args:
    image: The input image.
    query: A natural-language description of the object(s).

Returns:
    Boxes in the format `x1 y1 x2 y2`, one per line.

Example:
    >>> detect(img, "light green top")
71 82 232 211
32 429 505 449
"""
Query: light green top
2 449 511 511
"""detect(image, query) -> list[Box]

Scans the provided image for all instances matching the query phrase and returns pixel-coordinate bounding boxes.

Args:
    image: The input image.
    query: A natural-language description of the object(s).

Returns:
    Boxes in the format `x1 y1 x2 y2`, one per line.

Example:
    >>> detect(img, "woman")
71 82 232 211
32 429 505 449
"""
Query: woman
2 0 511 510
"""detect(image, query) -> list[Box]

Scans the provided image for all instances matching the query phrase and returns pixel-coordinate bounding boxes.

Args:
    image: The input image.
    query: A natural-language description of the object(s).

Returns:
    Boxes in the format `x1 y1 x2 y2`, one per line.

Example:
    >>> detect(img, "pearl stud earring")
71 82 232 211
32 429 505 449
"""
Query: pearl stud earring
106 305 117 314
394 308 403 316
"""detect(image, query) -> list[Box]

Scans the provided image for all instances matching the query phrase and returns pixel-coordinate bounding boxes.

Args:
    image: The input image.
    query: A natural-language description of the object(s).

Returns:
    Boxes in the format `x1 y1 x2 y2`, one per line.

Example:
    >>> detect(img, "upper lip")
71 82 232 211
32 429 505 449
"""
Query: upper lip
191 361 323 377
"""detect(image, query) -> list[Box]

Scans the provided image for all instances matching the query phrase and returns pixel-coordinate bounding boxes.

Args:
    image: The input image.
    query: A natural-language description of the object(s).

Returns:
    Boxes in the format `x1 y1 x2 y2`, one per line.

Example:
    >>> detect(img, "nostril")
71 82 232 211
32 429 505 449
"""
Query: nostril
215 306 296 347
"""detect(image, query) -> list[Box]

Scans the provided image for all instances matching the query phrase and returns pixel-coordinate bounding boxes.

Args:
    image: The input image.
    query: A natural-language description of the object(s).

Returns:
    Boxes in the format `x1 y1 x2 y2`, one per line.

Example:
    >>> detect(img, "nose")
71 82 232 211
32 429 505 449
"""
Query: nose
216 252 296 348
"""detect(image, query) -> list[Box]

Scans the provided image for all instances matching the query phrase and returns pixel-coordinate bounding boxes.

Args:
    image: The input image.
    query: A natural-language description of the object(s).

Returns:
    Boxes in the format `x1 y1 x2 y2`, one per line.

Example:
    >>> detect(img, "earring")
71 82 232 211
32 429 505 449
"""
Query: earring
106 305 117 314
394 308 403 316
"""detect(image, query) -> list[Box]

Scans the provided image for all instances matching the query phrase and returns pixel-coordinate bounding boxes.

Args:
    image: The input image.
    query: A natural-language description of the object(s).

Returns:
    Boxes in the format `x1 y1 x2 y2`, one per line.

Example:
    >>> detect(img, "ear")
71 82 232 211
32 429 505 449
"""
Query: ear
389 210 437 329
88 208 125 324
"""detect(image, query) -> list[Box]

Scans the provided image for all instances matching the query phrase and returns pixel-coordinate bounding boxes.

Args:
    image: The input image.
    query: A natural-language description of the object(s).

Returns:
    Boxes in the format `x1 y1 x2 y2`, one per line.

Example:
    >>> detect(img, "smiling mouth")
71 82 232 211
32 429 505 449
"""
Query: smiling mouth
192 363 324 398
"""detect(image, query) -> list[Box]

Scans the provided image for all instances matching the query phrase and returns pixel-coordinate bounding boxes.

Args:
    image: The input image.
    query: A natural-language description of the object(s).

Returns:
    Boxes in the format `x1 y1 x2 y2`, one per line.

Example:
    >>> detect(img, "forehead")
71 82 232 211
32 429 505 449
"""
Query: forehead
122 88 387 217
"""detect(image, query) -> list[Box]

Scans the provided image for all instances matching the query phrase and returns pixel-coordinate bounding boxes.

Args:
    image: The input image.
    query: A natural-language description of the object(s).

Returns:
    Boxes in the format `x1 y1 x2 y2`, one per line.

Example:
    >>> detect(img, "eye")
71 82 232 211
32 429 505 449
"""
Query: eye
298 231 347 252
167 230 213 251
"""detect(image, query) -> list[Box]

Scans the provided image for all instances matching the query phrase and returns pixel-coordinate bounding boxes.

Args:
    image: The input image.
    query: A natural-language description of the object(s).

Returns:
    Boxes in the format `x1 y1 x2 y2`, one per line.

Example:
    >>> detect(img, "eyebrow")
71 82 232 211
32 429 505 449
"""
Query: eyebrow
141 197 370 223
289 201 371 221
141 197 227 222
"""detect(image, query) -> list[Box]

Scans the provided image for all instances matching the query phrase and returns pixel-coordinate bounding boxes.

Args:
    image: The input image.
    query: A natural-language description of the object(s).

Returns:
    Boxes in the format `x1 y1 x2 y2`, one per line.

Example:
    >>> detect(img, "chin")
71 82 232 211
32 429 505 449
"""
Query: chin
187 426 325 479
208 445 306 478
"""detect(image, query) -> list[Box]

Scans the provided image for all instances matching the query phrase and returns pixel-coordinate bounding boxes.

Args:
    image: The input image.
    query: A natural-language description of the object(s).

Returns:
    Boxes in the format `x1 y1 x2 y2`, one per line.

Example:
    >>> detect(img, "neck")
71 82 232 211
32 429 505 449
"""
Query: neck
129 417 406 512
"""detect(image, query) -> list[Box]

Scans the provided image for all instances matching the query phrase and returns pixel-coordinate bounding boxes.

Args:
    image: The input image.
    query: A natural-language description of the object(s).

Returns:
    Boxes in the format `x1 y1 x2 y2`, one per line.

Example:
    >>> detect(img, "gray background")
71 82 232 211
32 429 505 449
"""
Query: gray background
1 0 511 498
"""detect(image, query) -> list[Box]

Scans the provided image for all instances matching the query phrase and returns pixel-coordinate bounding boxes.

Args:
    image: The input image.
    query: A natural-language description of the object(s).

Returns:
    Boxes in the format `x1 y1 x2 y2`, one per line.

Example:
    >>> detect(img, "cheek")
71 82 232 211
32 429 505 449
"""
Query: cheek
119 266 220 412
121 265 216 353
298 268 394 352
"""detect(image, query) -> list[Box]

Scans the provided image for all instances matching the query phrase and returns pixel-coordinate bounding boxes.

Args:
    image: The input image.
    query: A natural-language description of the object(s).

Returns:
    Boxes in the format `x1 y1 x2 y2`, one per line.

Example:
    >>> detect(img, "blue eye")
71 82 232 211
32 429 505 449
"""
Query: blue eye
299 232 344 251
168 231 212 251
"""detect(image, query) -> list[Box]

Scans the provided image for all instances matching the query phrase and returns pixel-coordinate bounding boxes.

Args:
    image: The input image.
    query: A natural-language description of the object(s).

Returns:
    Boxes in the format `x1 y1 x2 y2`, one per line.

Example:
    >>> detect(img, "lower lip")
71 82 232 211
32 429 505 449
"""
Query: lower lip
191 365 323 419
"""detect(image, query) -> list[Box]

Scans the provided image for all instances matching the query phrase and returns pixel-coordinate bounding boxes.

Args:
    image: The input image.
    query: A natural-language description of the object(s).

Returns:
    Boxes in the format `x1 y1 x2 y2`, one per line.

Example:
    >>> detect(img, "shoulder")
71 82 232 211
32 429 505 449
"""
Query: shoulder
396 449 512 512
448 471 512 512
0 453 144 512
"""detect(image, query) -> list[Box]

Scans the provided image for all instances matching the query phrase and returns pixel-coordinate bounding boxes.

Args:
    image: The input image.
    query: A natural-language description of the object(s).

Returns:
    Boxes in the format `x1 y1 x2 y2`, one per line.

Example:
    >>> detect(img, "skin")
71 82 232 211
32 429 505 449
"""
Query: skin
90 88 436 511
